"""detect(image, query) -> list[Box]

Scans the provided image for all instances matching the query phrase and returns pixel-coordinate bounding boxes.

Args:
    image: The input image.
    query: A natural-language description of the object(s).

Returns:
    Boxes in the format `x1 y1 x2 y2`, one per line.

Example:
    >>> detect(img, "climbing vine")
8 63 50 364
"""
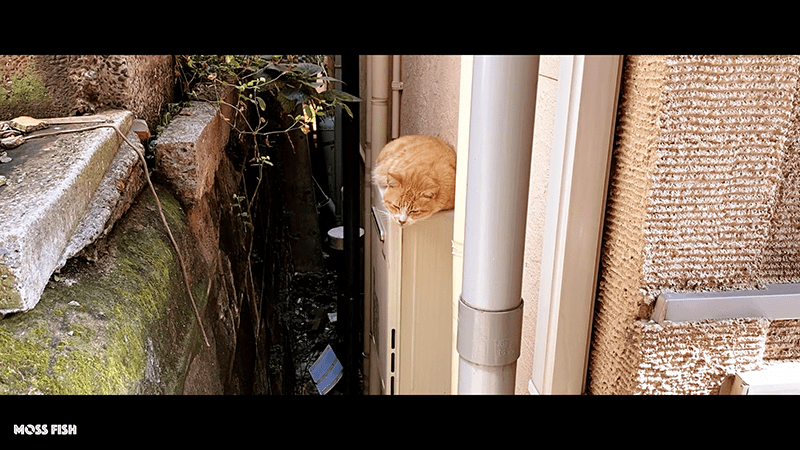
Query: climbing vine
169 55 359 348
175 55 358 137
170 54 359 225
171 54 359 226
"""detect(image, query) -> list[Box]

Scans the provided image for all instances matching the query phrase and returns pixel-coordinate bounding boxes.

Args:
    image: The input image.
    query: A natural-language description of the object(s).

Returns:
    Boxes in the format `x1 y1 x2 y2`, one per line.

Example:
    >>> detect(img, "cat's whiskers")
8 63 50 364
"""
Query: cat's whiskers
374 206 395 224
374 204 413 227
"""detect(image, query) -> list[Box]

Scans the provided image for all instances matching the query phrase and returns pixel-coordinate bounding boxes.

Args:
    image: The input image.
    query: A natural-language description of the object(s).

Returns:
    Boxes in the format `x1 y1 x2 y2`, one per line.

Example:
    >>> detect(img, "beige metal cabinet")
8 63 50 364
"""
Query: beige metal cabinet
369 206 454 394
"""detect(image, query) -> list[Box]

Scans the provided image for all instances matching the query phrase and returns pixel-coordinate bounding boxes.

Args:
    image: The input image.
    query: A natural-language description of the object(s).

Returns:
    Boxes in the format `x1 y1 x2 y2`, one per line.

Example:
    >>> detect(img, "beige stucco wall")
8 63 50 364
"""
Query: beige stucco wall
398 55 461 147
590 55 800 394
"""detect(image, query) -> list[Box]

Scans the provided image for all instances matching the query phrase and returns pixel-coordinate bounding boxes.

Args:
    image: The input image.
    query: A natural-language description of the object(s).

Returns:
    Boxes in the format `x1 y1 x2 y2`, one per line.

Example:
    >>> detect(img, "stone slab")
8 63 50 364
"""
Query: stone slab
0 110 134 314
55 121 147 270
153 101 233 209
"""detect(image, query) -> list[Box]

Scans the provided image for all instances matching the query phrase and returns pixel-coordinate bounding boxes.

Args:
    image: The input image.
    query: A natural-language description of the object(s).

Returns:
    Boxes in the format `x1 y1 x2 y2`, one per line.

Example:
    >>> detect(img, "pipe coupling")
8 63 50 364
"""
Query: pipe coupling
457 296 523 367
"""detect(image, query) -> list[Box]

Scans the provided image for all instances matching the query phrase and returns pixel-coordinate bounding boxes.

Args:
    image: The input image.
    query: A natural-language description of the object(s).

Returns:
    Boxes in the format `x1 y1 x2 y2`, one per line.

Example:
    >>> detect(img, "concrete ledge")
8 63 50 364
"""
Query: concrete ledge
0 110 134 314
56 123 147 269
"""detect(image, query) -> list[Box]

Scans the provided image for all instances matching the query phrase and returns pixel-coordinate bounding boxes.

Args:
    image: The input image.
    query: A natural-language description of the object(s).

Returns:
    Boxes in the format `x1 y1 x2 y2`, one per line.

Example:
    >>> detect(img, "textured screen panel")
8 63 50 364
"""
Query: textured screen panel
590 55 800 395
590 56 666 394
758 60 800 283
764 319 800 360
634 318 768 395
644 55 800 292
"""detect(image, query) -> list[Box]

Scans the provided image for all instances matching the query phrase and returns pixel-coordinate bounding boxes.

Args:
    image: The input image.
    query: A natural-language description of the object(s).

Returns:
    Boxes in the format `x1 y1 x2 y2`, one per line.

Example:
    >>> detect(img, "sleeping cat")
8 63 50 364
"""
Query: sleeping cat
372 135 456 227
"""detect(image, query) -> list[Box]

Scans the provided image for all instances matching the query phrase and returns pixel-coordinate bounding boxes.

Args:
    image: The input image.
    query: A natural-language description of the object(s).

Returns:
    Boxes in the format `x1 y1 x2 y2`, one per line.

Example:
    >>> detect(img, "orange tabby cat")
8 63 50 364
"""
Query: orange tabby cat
372 135 456 227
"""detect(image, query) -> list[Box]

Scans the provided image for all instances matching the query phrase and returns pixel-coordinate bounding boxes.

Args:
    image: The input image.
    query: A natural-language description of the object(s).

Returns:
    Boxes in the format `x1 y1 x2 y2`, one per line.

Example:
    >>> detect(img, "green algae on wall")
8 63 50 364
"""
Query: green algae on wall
0 64 54 116
0 264 22 312
0 185 207 394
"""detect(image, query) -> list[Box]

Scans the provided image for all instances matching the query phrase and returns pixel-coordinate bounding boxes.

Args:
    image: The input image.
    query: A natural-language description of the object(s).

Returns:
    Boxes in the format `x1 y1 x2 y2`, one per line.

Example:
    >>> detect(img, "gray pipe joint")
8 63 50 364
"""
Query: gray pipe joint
457 296 524 367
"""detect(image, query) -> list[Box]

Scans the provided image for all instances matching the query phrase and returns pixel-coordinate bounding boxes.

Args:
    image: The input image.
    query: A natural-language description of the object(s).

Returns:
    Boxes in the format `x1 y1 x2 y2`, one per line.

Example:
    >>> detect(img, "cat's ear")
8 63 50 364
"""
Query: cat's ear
387 173 402 187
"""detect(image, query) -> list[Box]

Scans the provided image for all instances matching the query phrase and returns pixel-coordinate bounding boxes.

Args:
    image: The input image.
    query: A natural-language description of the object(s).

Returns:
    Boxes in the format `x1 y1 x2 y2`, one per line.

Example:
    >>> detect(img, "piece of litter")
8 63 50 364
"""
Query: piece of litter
131 119 150 141
310 308 326 331
308 344 343 395
68 300 81 307
10 116 48 133
328 312 337 323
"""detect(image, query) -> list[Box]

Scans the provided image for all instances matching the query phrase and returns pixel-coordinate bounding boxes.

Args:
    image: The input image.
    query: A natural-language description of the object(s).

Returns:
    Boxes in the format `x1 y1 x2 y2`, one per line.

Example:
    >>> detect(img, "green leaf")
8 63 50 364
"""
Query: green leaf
319 76 342 84
282 88 307 105
296 62 324 74
320 89 361 104
256 96 266 111
276 91 298 113
341 103 353 118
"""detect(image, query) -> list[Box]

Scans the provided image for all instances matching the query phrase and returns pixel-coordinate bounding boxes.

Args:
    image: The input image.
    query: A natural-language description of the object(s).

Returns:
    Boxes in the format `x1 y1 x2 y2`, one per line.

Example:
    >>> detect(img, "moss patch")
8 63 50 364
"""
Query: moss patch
0 64 53 111
0 265 22 311
0 185 207 394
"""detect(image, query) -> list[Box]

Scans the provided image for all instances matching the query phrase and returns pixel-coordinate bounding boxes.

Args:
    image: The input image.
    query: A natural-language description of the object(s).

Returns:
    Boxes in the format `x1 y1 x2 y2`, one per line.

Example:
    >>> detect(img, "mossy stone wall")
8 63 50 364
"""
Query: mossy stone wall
0 185 209 394
0 55 175 131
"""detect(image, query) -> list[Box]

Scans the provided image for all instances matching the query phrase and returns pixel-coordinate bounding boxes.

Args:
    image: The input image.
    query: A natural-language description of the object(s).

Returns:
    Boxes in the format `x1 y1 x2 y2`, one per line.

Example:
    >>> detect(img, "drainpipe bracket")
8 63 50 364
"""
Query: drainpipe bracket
457 296 524 367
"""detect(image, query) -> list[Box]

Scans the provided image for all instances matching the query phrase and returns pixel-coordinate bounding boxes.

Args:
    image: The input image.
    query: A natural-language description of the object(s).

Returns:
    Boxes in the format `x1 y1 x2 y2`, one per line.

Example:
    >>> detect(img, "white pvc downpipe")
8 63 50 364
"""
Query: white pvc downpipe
458 55 539 394
371 56 390 157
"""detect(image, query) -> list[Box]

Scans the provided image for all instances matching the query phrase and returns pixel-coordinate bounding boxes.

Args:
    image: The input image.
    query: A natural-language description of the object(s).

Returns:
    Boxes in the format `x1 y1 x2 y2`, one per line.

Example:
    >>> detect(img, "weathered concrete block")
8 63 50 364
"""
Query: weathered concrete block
56 123 148 269
152 97 238 270
0 110 134 314
153 101 230 209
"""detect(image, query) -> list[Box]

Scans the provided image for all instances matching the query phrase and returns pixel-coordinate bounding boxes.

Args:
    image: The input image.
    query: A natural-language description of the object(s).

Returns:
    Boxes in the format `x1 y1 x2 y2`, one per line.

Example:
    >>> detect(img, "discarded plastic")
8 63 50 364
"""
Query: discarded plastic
308 344 343 395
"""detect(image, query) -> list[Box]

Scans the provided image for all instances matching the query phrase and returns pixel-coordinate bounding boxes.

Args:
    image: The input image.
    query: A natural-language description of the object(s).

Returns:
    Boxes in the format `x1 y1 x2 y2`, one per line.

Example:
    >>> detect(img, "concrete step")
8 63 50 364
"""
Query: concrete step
0 110 136 314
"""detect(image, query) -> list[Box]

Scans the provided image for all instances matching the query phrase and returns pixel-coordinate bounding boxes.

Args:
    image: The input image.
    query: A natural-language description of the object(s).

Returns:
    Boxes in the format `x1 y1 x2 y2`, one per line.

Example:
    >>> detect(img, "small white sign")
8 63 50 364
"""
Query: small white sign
308 344 343 395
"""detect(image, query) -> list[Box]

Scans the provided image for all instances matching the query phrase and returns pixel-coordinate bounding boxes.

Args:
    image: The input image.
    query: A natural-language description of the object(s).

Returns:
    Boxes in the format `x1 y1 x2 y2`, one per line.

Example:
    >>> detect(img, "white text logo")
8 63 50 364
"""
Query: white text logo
13 424 77 435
